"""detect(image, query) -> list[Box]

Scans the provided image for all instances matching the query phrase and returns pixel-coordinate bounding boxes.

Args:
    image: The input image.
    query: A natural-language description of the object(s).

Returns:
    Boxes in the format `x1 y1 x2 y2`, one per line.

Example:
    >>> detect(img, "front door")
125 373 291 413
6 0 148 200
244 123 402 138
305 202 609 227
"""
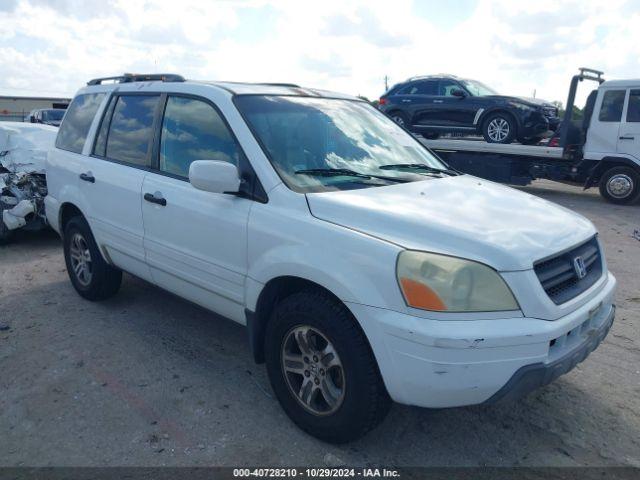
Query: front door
141 95 252 323
617 88 640 163
588 89 626 155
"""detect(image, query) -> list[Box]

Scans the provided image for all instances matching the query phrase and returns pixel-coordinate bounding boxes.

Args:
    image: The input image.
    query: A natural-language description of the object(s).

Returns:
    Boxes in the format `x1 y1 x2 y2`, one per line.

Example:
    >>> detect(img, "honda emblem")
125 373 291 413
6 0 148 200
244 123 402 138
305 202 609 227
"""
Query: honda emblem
573 256 587 279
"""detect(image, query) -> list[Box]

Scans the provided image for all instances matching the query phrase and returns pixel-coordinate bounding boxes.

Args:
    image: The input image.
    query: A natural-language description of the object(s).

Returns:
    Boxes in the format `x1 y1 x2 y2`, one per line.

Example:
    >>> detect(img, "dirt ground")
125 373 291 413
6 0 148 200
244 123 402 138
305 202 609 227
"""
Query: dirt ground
1 180 639 467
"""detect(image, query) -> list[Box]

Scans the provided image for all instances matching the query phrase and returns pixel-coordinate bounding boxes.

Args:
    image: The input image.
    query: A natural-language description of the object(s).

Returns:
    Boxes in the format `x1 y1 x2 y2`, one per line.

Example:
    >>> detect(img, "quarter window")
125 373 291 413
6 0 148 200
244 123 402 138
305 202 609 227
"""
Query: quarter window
598 90 625 122
626 89 640 122
400 80 438 95
55 93 105 154
159 96 240 178
105 95 160 166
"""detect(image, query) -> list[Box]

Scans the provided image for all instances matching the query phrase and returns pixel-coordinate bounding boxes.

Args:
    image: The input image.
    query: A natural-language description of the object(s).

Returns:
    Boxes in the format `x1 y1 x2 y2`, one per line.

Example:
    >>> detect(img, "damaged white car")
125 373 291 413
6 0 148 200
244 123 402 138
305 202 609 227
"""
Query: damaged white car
0 122 57 243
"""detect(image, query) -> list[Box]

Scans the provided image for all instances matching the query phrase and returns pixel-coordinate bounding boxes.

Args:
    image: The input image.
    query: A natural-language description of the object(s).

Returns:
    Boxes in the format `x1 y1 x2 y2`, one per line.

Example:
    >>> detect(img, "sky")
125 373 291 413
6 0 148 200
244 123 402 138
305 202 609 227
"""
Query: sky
0 0 639 107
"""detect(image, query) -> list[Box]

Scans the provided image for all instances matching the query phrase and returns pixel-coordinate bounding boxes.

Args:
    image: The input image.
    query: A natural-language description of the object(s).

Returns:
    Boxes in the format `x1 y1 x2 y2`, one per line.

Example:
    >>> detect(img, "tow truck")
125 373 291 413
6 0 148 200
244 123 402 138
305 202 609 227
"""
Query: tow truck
419 68 640 205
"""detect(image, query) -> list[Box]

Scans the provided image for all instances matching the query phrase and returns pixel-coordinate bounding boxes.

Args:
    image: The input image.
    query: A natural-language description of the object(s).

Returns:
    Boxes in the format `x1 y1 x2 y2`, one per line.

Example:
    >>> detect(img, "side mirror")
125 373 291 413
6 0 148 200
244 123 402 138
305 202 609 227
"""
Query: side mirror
189 160 241 194
451 89 467 98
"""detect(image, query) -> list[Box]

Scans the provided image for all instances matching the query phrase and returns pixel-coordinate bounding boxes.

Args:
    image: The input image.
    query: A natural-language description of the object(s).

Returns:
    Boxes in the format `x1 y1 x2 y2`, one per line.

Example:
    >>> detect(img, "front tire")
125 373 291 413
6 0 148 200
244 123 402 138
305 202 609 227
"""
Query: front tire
63 216 122 300
598 166 640 205
264 290 391 443
482 113 516 144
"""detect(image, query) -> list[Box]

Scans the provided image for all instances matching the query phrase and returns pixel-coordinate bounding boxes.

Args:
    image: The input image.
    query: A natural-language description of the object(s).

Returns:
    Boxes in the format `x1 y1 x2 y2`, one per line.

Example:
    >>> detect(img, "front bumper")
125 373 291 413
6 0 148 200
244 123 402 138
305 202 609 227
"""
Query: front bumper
347 272 616 408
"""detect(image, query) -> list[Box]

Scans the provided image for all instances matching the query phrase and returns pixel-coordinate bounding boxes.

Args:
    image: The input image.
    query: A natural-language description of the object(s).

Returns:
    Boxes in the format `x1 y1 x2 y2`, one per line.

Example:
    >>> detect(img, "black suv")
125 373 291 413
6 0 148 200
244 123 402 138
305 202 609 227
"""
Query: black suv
378 75 560 144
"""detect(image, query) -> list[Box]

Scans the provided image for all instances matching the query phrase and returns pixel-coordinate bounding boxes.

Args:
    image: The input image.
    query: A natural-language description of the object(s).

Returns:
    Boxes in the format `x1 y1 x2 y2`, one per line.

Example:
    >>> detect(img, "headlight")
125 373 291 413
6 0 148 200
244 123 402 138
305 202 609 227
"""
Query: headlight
396 251 519 312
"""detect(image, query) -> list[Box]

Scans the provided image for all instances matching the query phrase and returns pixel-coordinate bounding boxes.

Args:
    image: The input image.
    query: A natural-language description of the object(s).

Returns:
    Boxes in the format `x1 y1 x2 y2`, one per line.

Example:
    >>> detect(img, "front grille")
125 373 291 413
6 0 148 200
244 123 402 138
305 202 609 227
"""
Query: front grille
534 236 602 305
543 106 558 118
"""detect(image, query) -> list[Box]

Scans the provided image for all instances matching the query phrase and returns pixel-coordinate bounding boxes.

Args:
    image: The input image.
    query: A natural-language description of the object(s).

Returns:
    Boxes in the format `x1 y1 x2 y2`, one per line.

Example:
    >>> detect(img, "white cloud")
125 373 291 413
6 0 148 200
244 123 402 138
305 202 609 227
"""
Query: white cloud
0 0 638 107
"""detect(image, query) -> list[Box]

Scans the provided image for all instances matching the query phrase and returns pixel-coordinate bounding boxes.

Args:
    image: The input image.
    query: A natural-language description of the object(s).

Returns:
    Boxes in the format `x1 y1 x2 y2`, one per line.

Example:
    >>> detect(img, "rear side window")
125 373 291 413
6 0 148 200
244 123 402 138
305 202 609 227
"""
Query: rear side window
399 80 437 95
598 90 625 122
104 95 160 166
55 93 105 153
159 96 240 177
626 89 640 122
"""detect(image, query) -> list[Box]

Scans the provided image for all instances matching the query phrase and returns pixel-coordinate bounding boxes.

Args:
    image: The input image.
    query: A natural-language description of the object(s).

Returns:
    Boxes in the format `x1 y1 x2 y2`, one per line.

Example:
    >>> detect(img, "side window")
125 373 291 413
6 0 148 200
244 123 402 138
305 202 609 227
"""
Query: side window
105 95 160 166
55 93 105 153
439 80 461 96
598 90 625 122
626 89 640 122
159 96 240 178
400 80 438 95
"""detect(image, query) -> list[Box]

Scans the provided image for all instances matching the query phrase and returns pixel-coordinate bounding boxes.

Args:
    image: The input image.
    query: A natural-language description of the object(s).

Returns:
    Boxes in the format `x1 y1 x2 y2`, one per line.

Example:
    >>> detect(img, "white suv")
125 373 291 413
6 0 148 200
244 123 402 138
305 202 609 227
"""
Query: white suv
45 74 617 443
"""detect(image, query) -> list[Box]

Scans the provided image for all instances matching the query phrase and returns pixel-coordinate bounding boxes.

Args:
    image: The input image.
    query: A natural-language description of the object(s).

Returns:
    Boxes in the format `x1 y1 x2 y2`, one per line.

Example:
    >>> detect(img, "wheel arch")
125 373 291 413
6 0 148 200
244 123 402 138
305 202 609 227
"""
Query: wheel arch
247 276 353 364
585 156 640 185
478 108 520 136
59 202 87 238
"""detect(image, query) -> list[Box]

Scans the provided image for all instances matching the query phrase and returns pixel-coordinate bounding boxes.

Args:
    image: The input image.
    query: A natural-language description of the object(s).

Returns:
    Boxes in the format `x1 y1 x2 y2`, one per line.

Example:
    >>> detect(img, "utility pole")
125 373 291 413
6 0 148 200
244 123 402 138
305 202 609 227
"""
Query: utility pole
384 75 389 92
533 88 536 98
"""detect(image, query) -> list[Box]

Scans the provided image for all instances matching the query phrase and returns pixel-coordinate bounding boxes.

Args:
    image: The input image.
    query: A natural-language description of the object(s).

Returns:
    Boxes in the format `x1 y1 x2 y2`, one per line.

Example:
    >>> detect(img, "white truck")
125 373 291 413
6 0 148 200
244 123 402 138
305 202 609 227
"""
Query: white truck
420 69 640 205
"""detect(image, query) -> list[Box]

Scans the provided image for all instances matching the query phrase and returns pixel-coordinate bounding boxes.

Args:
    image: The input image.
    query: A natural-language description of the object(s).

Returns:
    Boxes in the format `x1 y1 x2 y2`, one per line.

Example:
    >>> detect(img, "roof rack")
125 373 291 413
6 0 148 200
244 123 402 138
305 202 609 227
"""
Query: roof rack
406 73 459 82
258 82 301 88
87 73 185 86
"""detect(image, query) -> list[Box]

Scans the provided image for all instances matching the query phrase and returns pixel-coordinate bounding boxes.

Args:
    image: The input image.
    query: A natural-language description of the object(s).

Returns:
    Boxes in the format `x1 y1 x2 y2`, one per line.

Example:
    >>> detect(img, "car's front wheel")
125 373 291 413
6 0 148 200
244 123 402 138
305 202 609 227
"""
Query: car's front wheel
63 216 122 300
482 113 516 143
264 290 391 443
598 166 640 205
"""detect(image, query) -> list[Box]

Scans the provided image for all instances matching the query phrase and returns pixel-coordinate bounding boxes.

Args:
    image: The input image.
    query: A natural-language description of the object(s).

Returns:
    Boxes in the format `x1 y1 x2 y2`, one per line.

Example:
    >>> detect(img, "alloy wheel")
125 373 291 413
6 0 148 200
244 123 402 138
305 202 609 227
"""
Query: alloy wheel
69 232 93 286
281 325 345 416
487 117 510 142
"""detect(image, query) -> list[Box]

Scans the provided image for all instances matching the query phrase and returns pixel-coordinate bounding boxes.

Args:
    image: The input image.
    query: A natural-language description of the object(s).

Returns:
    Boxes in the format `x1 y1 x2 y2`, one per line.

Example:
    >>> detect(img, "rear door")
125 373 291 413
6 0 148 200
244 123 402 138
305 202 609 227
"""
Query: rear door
588 89 626 155
617 88 640 163
81 92 162 282
141 94 252 323
396 80 439 127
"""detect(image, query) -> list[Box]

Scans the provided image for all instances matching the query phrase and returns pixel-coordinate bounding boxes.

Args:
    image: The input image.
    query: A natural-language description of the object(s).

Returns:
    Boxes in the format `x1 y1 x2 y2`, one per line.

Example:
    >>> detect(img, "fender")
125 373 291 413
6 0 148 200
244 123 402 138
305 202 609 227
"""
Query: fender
582 156 640 189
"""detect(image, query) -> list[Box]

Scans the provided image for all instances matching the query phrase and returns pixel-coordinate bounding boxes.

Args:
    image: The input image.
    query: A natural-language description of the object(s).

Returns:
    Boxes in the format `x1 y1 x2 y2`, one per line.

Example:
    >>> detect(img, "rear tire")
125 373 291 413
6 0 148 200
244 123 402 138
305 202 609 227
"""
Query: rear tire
63 216 122 300
389 111 409 129
482 112 516 144
264 290 391 443
598 166 640 205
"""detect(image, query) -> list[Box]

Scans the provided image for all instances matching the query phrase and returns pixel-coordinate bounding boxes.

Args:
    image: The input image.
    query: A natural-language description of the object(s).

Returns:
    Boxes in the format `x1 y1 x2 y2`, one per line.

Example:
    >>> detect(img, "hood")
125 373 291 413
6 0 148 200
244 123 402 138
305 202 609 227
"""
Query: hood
0 122 58 173
306 175 596 271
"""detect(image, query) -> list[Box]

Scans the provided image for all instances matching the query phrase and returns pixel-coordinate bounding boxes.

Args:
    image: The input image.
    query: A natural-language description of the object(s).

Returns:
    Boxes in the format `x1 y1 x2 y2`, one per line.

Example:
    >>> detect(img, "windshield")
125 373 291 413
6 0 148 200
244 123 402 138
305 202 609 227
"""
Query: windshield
42 109 65 121
235 96 449 193
461 80 499 97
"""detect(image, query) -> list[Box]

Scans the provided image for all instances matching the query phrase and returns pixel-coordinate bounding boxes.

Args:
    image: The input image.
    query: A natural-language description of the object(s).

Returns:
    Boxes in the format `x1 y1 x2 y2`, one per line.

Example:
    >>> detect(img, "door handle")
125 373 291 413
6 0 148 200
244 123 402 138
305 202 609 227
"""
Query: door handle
79 172 95 183
144 192 167 206
619 135 635 140
433 99 444 103
401 99 411 103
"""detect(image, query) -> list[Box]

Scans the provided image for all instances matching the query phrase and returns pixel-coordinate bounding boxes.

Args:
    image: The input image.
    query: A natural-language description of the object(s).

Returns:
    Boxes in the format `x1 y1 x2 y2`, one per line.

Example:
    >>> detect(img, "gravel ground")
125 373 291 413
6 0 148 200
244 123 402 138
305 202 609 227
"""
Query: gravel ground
1 180 639 467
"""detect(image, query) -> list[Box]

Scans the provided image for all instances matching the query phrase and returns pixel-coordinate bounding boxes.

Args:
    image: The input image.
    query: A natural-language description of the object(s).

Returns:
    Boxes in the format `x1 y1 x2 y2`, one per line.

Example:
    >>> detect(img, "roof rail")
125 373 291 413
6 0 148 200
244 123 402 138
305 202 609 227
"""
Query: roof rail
87 73 186 86
258 82 301 88
406 73 458 82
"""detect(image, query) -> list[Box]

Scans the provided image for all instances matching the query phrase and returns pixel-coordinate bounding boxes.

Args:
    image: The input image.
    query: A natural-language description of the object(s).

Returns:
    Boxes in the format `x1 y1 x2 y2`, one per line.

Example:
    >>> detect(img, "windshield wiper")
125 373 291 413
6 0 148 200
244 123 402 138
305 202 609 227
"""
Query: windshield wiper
378 163 459 176
295 168 408 183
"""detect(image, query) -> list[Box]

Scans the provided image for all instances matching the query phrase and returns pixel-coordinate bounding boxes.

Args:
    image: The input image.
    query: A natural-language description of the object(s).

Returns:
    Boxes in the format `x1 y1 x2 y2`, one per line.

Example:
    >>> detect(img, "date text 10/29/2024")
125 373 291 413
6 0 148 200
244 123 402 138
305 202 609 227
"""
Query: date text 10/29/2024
233 468 401 478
